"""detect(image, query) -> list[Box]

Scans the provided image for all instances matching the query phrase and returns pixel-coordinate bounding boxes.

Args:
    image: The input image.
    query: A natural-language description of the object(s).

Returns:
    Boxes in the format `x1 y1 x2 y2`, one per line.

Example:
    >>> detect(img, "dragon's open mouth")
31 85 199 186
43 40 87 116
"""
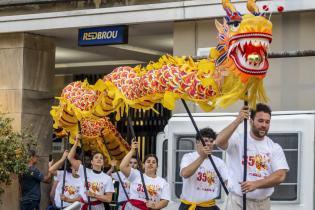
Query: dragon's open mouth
228 33 272 75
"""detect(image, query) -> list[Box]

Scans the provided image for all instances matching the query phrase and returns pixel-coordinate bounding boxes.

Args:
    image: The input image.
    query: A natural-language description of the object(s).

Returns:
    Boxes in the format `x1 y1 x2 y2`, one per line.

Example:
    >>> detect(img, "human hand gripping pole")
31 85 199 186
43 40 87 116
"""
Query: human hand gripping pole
181 99 229 195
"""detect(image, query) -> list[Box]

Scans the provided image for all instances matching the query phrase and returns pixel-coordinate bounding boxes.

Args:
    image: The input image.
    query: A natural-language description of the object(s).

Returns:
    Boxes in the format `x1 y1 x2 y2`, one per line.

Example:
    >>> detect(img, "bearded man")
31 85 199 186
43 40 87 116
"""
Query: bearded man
215 103 289 210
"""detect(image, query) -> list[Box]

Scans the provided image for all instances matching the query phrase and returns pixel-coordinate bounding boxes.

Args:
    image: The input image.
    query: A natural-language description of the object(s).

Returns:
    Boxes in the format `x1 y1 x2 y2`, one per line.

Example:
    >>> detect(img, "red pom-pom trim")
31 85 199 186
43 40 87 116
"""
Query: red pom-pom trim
262 5 269 11
277 6 284 12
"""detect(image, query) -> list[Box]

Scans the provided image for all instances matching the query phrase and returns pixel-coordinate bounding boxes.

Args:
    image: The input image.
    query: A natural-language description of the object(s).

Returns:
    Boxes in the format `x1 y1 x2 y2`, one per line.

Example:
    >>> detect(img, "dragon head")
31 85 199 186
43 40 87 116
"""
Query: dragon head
214 0 272 83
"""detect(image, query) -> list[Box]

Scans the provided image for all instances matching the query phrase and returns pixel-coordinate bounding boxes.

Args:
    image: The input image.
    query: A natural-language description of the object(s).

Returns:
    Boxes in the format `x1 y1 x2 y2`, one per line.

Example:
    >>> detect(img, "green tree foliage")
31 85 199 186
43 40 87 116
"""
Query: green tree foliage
0 115 36 197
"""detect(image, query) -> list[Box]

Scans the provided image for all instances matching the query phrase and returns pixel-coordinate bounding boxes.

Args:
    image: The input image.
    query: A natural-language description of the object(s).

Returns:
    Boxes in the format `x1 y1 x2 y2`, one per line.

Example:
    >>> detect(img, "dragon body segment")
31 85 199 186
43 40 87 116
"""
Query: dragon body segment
99 59 218 114
51 0 273 164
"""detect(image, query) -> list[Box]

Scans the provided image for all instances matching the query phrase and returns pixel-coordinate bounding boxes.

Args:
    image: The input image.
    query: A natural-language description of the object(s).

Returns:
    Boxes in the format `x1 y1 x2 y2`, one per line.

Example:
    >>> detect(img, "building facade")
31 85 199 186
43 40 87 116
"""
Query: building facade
0 0 314 209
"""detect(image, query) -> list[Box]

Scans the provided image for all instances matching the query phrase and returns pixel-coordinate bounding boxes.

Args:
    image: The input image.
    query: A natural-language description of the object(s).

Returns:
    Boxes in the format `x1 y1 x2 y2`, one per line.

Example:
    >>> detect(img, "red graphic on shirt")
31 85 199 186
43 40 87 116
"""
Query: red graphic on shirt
87 181 101 194
255 154 269 171
242 153 271 177
196 171 216 186
136 184 145 193
136 184 160 198
64 185 77 196
147 185 159 197
123 181 130 190
242 155 269 170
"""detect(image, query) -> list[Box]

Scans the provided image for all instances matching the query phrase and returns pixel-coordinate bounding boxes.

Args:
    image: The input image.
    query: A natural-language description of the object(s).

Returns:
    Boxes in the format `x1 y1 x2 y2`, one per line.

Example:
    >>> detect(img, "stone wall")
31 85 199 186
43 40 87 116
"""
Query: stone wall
0 33 55 210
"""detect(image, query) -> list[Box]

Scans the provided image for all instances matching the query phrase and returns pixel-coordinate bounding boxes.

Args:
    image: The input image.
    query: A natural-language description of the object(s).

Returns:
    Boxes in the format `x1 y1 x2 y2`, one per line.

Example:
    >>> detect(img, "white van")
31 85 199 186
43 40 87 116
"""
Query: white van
156 111 315 210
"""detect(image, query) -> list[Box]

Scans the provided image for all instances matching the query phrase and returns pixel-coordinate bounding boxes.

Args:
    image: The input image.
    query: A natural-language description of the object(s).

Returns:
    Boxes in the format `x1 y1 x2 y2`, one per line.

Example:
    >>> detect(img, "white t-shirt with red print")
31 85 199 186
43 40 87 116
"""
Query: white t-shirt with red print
180 151 228 202
226 132 289 199
78 164 115 202
128 168 171 203
112 171 130 203
54 170 82 208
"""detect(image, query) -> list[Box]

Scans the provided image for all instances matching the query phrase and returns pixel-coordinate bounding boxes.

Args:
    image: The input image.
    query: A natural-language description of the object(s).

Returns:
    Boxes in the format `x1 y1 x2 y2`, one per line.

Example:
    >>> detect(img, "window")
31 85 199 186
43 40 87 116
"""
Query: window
174 136 223 198
268 133 299 202
52 142 64 153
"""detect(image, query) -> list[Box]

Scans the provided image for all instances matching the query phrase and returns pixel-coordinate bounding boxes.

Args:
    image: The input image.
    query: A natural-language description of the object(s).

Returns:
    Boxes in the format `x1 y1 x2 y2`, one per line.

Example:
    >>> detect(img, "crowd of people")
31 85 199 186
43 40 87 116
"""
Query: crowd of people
20 103 289 210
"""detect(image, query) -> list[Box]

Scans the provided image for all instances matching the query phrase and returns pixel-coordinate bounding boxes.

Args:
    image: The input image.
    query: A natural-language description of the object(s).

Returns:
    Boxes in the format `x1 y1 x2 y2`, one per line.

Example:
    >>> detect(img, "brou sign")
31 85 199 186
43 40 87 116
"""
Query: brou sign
78 25 128 46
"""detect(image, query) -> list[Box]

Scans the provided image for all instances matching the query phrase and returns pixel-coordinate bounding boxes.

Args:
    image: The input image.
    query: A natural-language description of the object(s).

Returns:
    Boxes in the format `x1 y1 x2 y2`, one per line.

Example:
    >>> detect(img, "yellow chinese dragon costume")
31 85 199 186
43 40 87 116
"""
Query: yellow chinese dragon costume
51 0 272 165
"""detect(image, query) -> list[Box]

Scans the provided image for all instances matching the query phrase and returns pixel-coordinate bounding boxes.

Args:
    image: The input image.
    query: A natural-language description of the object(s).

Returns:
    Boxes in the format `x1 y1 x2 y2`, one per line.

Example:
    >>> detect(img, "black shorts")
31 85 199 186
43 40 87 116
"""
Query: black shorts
103 202 111 210
178 202 220 210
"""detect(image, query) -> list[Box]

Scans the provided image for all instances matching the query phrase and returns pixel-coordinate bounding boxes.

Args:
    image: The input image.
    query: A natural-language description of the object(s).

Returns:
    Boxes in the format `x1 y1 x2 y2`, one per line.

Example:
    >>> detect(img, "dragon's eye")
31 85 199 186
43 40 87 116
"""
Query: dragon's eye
229 21 240 32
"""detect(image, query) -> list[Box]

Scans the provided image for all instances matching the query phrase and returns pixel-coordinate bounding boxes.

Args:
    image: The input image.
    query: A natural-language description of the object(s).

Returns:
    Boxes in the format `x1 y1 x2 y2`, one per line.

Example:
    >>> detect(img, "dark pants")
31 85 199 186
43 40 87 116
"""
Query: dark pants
21 200 40 210
179 202 220 210
104 202 111 210
45 205 60 210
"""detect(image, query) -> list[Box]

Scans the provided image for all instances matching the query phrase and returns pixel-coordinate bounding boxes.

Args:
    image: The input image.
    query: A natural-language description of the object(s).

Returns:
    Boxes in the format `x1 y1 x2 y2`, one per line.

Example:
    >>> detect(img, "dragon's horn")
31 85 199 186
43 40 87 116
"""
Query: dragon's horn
247 0 259 14
222 0 237 14
222 0 242 22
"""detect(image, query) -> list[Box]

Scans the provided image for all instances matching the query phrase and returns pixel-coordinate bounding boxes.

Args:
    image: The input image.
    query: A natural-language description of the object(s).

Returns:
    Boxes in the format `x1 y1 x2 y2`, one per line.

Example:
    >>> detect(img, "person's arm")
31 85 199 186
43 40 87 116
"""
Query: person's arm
156 200 169 209
49 150 69 174
215 106 249 150
67 135 81 171
42 174 52 183
85 191 113 203
95 192 113 203
241 169 287 193
146 200 169 209
50 180 58 205
120 140 137 178
106 159 117 176
60 194 82 203
42 160 54 183
180 144 210 178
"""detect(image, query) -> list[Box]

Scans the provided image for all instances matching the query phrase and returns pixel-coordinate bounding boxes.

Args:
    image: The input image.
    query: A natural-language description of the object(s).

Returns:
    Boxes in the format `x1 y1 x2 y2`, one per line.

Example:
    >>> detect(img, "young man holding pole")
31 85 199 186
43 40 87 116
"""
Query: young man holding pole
215 103 289 210
179 127 228 210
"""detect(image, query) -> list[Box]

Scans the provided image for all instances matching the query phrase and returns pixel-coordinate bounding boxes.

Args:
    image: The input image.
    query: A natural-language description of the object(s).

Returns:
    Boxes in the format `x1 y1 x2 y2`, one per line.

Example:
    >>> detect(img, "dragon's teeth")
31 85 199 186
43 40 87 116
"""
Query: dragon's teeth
240 43 244 52
259 61 265 68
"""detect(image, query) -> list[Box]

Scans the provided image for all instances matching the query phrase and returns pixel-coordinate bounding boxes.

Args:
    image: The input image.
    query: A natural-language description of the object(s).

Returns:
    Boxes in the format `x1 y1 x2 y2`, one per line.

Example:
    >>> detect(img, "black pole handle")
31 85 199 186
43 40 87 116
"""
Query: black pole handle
243 100 249 210
61 134 69 209
78 122 92 210
181 99 229 195
127 110 150 201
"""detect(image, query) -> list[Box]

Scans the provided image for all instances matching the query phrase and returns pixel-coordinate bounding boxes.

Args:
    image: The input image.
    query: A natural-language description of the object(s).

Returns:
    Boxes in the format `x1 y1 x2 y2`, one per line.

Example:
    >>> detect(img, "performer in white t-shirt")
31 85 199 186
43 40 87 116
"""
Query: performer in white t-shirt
120 140 171 210
216 103 289 210
179 127 228 210
107 158 139 209
49 150 82 209
68 136 115 210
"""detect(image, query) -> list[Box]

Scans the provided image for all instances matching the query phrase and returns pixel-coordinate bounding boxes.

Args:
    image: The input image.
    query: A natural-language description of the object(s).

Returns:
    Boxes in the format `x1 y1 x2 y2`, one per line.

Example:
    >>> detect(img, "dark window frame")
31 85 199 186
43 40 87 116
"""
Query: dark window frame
268 132 300 203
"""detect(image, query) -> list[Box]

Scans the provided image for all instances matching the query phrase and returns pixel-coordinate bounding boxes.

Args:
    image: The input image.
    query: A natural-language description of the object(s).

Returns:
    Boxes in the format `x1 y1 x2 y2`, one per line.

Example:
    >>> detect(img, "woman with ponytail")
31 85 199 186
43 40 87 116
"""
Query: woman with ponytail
120 140 170 210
